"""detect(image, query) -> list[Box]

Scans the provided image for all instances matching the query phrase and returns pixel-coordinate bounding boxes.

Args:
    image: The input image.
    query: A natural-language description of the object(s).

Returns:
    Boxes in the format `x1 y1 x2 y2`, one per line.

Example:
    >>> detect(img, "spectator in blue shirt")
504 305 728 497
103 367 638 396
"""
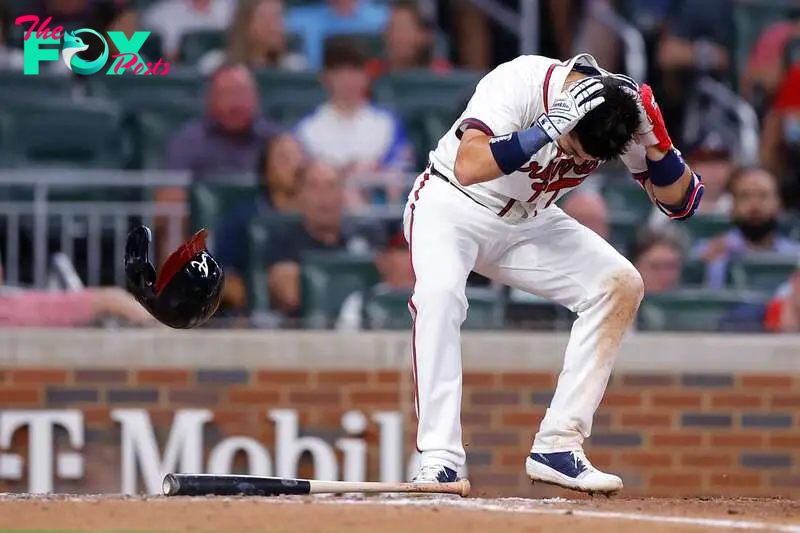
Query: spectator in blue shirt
286 0 389 70
692 167 800 288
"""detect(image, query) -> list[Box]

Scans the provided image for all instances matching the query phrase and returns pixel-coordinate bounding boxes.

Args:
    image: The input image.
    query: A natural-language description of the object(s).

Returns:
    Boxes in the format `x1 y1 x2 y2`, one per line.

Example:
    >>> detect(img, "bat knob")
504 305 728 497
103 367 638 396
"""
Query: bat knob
162 473 179 496
459 478 471 497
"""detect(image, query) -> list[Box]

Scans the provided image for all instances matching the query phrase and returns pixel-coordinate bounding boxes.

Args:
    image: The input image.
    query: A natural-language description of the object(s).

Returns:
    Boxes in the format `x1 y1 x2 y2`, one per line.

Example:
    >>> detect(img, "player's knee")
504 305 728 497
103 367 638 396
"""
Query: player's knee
605 266 644 312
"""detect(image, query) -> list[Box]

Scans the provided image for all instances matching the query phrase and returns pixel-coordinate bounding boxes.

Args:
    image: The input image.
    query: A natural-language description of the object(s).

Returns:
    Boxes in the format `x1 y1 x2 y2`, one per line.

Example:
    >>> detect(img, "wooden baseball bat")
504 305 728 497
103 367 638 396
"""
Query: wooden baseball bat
162 473 471 498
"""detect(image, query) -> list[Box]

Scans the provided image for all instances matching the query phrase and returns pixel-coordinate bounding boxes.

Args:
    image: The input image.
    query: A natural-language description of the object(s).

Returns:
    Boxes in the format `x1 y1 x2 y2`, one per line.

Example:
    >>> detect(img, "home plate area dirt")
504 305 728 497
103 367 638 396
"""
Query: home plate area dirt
0 495 799 533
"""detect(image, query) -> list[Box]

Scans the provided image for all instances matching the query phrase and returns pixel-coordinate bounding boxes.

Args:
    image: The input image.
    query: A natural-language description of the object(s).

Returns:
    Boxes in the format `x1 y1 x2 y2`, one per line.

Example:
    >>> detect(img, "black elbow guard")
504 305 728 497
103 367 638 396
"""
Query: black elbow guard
124 225 224 329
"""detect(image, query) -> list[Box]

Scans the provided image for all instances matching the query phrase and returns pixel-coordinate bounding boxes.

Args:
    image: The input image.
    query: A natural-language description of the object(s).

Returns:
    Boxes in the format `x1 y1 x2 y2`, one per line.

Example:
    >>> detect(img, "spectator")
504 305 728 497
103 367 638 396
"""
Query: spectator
198 0 307 75
286 0 389 71
648 130 734 228
158 63 279 263
263 162 372 318
215 133 306 311
656 0 735 147
336 219 413 330
764 259 800 333
561 190 609 241
0 4 24 71
630 228 686 294
142 0 234 61
163 63 279 184
691 167 800 289
741 21 800 110
760 63 800 212
294 37 412 205
366 0 450 79
0 262 156 328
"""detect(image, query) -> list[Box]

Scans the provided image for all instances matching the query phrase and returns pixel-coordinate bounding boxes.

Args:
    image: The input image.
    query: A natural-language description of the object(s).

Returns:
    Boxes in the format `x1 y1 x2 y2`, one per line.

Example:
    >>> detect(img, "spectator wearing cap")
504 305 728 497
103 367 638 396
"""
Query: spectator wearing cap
691 167 800 289
336 219 413 330
286 0 389 71
214 133 306 312
142 0 234 61
198 0 307 75
365 0 450 80
648 130 734 229
764 259 800 332
294 36 413 206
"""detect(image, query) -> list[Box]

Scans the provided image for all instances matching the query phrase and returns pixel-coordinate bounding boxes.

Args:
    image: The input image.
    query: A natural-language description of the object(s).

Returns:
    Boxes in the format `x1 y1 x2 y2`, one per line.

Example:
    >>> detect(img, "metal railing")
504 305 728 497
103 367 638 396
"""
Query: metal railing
465 0 541 55
0 169 190 289
588 1 648 82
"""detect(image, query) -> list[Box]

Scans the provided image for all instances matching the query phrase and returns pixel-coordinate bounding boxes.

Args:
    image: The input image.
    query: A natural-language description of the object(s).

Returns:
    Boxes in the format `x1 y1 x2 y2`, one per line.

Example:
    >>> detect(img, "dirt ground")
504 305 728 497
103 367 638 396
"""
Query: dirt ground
0 495 799 533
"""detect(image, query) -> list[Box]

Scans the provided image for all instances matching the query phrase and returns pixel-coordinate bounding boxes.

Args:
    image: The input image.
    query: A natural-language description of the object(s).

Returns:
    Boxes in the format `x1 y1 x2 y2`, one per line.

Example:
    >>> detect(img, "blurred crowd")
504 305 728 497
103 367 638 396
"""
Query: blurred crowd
2 0 800 333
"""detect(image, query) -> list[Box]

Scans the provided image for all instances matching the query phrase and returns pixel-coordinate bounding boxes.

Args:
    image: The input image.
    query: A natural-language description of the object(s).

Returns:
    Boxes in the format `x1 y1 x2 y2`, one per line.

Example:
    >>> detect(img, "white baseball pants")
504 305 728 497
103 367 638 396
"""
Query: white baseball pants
403 171 644 472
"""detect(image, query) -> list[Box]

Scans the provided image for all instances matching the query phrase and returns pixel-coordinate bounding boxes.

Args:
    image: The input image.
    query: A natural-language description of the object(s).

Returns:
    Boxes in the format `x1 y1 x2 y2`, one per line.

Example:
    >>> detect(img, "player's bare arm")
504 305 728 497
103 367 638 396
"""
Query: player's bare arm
454 76 606 186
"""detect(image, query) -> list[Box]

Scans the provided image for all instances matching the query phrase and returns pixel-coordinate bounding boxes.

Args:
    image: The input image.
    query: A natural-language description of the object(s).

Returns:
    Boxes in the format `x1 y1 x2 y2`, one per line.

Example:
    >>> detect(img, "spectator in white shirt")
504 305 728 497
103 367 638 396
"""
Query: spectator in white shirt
142 0 234 61
294 36 413 206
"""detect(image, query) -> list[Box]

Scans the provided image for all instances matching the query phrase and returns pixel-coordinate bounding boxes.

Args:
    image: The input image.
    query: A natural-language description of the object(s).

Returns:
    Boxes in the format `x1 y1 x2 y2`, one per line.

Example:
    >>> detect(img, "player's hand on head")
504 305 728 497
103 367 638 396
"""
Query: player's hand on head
536 76 606 141
606 73 658 147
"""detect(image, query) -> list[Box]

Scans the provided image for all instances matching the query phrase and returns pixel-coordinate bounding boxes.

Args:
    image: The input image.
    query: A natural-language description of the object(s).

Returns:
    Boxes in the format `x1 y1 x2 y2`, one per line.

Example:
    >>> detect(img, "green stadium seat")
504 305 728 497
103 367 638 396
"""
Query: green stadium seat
363 286 505 330
0 72 76 98
256 69 326 103
86 67 205 100
392 106 451 170
0 98 126 168
246 213 305 314
602 181 652 218
301 251 381 329
180 30 225 65
638 289 769 332
680 258 707 286
372 69 484 108
189 182 259 249
128 96 203 168
682 213 733 241
729 253 799 293
609 211 641 254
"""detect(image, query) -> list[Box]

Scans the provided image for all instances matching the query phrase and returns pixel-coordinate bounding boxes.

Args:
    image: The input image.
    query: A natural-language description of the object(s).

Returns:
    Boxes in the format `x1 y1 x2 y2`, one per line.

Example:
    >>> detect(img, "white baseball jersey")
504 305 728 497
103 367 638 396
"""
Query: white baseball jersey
428 53 643 222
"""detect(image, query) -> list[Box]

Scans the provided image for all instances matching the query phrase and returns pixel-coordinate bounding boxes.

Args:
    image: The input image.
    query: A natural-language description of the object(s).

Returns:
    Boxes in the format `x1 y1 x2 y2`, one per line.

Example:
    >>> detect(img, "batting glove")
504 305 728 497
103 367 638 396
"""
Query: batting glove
606 73 659 147
536 76 606 141
638 83 672 151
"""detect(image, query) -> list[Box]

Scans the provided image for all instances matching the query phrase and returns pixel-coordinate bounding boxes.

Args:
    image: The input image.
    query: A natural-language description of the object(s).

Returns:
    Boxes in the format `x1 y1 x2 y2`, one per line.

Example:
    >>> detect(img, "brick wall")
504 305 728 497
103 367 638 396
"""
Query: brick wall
1 366 799 497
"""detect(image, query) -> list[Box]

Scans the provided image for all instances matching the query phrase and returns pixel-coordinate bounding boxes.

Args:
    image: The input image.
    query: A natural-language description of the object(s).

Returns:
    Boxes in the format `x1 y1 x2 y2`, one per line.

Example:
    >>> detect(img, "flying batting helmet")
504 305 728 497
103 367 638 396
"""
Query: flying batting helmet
124 225 224 329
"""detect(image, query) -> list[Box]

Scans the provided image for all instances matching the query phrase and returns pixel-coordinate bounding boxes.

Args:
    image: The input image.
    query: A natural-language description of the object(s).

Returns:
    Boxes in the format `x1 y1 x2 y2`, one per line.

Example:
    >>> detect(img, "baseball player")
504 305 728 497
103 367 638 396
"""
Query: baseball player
404 53 704 494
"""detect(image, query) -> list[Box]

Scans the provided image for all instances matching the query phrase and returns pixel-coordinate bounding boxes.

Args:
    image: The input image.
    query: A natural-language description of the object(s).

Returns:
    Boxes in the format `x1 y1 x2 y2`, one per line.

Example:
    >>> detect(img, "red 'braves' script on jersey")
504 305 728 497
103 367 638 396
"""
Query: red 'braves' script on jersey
521 157 601 205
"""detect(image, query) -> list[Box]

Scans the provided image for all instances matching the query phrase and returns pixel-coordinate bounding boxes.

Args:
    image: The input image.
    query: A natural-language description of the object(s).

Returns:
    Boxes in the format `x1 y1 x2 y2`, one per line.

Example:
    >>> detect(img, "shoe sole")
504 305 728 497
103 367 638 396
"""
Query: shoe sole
526 459 622 497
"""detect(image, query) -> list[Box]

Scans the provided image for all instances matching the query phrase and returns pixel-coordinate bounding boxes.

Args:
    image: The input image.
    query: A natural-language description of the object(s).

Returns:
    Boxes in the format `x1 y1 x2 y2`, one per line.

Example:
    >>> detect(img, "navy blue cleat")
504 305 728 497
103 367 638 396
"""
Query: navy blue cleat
526 450 622 495
411 464 458 483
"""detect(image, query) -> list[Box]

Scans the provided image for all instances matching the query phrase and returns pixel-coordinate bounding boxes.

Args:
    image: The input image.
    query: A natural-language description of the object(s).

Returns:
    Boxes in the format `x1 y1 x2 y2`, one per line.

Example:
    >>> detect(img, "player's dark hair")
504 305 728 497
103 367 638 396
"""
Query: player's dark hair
572 76 639 161
323 35 368 70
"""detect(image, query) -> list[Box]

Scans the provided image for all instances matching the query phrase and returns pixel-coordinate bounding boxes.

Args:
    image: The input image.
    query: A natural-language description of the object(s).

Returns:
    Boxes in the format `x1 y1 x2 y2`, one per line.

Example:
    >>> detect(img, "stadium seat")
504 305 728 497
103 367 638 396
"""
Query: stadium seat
180 30 225 65
246 213 304 314
86 67 205 100
256 70 326 103
638 289 770 332
729 253 799 293
602 181 652 218
0 98 126 168
301 251 381 329
190 182 260 248
371 69 484 108
680 258 707 286
127 96 203 168
0 72 76 98
682 213 733 241
363 286 506 330
609 211 640 254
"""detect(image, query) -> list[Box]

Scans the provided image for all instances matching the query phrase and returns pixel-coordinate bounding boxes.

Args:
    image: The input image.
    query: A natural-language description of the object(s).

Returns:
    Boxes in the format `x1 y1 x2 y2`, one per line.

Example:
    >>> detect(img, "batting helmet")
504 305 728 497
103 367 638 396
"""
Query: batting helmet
124 225 224 329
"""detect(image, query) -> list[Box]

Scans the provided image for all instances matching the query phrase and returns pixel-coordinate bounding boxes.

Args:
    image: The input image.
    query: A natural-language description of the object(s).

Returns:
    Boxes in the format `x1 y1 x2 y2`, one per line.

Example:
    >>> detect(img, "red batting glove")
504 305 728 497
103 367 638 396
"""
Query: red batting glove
639 84 673 152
